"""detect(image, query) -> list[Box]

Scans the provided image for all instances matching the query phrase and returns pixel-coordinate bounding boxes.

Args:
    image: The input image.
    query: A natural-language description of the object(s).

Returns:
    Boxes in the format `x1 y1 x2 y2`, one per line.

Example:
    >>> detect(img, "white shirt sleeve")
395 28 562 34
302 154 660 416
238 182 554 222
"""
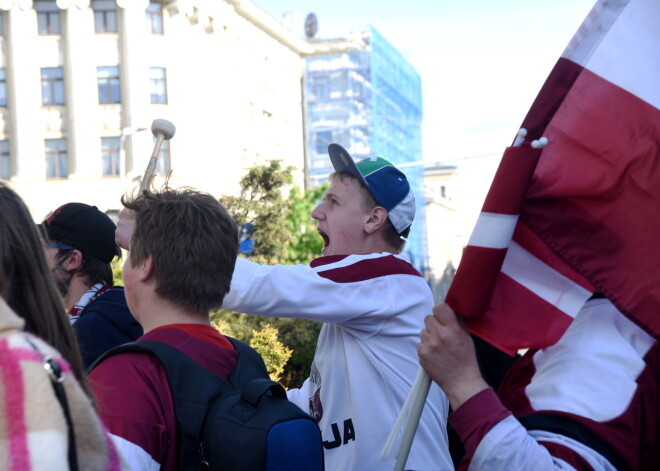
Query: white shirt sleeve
471 416 618 471
109 433 161 471
222 257 400 324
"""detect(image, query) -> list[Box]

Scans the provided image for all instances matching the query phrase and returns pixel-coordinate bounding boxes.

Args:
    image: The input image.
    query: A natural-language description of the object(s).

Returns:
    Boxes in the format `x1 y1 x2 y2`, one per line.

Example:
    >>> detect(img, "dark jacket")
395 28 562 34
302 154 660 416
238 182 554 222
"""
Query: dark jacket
74 286 143 368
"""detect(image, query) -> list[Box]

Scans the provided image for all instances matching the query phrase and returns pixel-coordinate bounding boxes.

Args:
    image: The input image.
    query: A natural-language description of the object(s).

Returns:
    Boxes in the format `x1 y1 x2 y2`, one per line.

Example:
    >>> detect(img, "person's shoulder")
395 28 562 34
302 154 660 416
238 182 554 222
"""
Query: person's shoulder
80 287 130 315
97 286 128 303
89 346 164 387
305 253 425 289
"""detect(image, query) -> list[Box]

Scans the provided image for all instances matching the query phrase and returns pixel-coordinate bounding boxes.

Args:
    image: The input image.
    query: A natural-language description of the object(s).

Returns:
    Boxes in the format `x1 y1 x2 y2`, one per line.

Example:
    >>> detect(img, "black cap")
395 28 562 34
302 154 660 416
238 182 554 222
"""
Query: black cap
41 203 120 263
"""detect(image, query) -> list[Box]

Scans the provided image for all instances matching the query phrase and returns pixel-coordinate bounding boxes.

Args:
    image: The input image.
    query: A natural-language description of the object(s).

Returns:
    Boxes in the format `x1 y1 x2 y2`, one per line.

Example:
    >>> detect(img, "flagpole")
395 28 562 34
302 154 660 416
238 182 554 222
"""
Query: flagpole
393 368 431 471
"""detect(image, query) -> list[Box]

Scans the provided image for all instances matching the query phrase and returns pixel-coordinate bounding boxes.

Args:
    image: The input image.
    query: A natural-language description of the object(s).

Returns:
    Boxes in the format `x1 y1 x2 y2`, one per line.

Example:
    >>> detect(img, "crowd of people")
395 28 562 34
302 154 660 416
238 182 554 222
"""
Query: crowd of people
0 141 657 470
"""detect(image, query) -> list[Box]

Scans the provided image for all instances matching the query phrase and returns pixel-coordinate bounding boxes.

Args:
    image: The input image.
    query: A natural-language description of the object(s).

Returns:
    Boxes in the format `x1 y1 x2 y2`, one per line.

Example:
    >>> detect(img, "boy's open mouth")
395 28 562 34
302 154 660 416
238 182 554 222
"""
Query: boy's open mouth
318 229 329 249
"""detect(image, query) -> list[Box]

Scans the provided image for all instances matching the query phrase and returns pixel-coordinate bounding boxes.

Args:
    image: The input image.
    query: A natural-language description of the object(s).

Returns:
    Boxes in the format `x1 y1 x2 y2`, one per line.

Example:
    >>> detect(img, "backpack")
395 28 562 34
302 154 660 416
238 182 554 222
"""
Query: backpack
92 337 324 471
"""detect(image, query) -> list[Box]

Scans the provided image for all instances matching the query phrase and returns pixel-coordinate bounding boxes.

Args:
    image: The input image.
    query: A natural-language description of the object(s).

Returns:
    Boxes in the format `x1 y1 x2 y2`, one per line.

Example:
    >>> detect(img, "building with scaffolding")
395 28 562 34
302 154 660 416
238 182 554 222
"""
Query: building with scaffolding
305 26 428 273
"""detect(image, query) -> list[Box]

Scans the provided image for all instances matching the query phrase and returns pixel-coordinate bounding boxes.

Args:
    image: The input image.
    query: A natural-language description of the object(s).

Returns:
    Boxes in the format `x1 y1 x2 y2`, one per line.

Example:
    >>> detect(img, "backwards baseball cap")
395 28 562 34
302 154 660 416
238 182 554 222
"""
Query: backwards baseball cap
41 203 121 263
328 143 415 234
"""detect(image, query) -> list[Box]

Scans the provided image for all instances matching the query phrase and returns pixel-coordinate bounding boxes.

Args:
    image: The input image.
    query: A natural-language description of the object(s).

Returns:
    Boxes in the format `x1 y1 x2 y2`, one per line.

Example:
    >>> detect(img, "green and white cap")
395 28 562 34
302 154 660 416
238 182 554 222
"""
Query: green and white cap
328 143 415 234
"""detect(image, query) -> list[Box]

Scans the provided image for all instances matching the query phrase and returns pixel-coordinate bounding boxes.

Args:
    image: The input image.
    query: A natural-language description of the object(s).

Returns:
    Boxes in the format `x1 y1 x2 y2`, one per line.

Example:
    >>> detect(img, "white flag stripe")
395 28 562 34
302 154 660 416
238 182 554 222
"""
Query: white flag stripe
502 242 592 318
562 0 623 66
564 0 660 109
467 212 519 249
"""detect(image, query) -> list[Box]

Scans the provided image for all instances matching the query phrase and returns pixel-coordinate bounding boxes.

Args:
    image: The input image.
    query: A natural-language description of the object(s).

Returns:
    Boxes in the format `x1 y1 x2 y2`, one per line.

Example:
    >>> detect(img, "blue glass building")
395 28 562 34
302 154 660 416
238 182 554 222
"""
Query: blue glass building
305 27 428 273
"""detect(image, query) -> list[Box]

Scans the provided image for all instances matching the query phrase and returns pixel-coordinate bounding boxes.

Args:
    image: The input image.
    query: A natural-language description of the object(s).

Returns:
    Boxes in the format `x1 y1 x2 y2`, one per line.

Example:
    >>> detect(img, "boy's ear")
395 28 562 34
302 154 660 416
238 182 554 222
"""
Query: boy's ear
139 256 155 282
365 206 388 234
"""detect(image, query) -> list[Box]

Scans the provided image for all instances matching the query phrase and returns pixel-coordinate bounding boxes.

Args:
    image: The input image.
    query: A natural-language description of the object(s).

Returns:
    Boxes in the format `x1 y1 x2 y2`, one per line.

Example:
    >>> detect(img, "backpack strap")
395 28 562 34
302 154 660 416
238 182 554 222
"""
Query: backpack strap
89 336 268 383
226 337 270 386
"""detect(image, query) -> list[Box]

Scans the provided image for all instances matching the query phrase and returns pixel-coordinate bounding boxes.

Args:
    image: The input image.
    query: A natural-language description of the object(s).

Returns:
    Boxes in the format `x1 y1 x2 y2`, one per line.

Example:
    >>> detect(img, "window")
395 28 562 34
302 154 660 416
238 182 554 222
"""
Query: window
36 1 61 35
45 138 68 179
149 67 167 104
97 66 120 104
93 0 117 33
156 138 170 174
146 2 164 34
0 140 10 180
0 69 6 107
41 67 64 106
311 76 329 101
101 137 120 176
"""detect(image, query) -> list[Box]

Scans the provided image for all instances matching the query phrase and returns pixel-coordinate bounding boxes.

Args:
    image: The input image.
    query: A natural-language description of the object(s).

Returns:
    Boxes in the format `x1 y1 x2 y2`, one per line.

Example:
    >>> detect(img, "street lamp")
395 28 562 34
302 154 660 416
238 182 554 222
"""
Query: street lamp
119 126 148 180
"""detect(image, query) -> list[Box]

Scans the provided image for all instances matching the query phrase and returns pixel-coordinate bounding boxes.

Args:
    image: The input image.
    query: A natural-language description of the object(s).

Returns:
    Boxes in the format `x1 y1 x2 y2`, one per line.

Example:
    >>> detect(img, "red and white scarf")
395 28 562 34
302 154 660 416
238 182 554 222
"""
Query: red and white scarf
68 282 112 323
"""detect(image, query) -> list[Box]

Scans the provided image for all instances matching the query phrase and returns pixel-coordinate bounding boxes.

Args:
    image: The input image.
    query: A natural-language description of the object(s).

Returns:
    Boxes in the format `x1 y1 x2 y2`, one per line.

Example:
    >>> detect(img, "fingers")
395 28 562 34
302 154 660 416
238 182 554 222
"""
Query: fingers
432 302 459 327
418 302 472 369
115 208 135 250
418 303 486 408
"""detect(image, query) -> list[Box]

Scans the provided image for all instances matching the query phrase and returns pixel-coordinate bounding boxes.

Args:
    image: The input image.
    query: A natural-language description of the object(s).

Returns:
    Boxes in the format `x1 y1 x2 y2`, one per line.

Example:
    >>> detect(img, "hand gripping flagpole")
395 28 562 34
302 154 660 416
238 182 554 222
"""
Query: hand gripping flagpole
381 129 546 471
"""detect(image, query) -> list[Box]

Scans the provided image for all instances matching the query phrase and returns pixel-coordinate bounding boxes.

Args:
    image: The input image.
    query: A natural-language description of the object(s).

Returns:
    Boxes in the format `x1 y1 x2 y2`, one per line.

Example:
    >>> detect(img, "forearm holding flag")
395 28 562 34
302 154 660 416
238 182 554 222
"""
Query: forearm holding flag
419 300 658 471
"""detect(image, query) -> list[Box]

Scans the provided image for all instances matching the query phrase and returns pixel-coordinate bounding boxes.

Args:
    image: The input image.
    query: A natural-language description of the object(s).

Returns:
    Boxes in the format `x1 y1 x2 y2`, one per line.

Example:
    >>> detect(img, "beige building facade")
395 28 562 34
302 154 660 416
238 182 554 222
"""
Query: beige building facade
423 163 465 286
0 0 310 219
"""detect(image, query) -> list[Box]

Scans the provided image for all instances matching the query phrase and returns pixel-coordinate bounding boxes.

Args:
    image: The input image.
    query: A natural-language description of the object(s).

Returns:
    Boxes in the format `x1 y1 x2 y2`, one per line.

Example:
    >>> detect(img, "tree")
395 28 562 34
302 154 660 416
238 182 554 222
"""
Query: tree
220 160 293 265
249 324 293 383
213 160 326 389
284 185 326 264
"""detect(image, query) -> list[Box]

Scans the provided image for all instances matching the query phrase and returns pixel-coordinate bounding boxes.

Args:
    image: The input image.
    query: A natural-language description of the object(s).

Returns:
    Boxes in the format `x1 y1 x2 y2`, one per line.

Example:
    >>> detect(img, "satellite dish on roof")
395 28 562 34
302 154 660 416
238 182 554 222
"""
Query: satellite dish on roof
305 12 318 38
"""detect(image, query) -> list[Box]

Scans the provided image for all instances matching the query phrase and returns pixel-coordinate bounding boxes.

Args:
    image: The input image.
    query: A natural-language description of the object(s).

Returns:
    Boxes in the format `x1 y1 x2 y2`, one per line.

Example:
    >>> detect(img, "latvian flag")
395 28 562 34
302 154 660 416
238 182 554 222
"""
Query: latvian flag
445 0 660 355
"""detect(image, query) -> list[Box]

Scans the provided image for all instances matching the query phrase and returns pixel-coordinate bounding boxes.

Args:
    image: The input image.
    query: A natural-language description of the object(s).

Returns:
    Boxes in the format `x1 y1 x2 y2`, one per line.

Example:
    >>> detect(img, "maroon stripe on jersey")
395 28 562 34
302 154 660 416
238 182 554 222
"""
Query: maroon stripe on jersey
310 255 349 268
449 388 512 457
539 440 596 471
314 255 422 283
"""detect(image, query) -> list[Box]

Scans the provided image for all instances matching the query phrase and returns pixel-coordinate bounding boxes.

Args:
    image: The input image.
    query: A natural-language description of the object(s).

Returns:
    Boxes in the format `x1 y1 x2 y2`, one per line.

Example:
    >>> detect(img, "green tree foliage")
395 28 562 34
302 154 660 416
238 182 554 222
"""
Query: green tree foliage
111 254 124 287
284 185 327 265
249 324 293 383
212 160 326 389
212 319 293 383
220 160 293 265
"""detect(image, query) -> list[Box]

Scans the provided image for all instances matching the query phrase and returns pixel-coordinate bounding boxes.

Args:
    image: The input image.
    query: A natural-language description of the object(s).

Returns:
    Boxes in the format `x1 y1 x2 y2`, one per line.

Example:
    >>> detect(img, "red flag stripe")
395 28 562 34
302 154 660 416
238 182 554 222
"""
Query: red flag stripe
468 213 518 249
519 58 583 141
445 246 507 319
466 273 575 355
482 146 543 214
